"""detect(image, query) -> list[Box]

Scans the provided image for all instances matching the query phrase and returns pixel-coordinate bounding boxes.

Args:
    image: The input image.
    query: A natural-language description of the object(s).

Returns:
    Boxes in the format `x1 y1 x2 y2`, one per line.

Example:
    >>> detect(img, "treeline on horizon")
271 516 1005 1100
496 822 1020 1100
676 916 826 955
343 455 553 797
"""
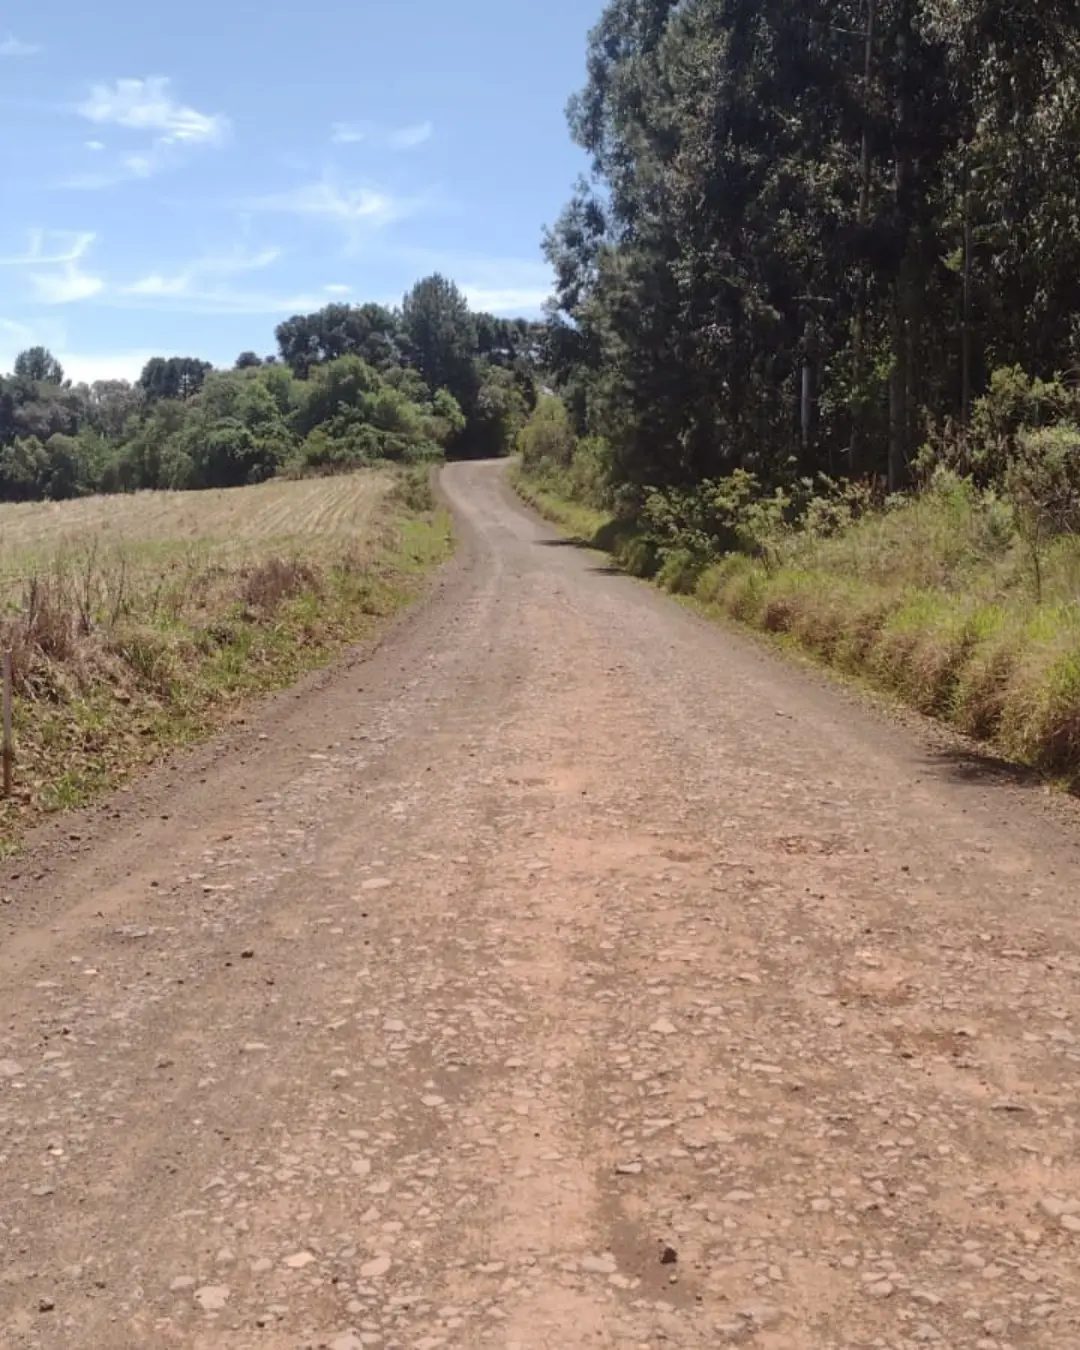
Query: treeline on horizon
0 275 546 503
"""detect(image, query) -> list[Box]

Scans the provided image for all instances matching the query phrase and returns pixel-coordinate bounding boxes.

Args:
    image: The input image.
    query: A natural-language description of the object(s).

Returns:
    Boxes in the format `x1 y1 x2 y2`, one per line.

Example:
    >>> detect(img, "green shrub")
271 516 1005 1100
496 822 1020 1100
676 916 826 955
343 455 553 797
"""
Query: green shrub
616 535 660 578
1000 630 1080 774
390 466 436 512
517 396 577 471
656 547 703 593
1006 424 1080 600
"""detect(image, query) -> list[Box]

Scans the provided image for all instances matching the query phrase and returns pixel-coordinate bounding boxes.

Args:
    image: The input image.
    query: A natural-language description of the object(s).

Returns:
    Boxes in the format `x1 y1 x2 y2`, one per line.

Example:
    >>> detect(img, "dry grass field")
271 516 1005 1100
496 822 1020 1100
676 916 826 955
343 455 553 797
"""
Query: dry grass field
0 468 450 849
0 472 393 588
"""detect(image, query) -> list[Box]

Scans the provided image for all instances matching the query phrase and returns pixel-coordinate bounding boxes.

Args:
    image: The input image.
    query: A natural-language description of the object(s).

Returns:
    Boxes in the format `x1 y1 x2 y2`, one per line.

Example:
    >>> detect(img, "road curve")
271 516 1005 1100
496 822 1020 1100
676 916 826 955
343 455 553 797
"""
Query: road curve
2 460 1080 1349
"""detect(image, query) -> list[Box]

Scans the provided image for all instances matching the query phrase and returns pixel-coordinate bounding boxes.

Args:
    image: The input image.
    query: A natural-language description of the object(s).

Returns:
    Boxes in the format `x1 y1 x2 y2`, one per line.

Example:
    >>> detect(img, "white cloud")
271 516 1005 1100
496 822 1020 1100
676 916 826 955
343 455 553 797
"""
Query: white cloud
0 230 96 267
0 35 39 56
323 283 351 295
77 77 229 145
123 246 282 300
124 151 156 178
390 250 553 314
0 317 39 347
118 247 336 314
29 262 105 304
57 351 158 383
0 317 72 376
331 120 433 150
248 179 427 256
331 123 367 146
125 272 188 298
117 284 333 315
387 121 433 150
6 233 105 303
460 285 551 315
66 78 229 186
252 180 408 226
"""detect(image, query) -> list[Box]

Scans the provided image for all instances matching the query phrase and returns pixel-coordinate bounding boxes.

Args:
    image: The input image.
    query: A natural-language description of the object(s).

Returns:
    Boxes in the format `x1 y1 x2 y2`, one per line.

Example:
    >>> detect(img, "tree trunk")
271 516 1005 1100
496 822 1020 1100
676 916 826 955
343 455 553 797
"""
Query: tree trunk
889 299 907 493
802 360 813 461
889 0 914 492
961 154 973 428
850 0 877 477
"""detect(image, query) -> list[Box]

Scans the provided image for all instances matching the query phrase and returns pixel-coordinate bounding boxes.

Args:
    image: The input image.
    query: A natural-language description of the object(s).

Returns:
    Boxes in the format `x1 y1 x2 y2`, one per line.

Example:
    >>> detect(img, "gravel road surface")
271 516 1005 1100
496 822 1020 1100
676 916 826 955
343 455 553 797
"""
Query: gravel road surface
2 460 1080 1350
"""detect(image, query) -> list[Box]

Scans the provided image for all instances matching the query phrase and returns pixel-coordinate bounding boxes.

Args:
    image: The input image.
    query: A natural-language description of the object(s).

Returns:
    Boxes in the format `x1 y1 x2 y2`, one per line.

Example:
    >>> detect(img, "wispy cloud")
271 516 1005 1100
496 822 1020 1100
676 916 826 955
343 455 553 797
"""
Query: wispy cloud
116 284 335 315
0 317 40 346
253 181 405 224
390 249 553 314
331 120 433 150
77 77 229 144
248 178 426 253
0 229 97 267
29 262 105 304
119 246 332 314
461 285 552 315
330 123 367 146
2 341 151 386
5 232 106 303
388 121 433 150
0 35 40 56
65 77 230 187
1 318 76 376
124 246 282 300
56 351 158 384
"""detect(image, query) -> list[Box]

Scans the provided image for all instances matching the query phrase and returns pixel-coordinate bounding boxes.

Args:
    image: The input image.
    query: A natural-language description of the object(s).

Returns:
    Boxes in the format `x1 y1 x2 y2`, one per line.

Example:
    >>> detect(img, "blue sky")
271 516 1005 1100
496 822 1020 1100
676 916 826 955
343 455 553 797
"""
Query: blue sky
0 0 603 383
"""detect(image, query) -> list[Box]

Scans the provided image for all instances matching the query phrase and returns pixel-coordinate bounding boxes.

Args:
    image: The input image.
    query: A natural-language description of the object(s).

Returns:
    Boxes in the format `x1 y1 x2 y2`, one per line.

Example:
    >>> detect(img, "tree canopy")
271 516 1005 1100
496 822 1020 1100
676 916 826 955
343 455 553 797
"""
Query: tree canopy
0 275 547 503
542 0 1080 499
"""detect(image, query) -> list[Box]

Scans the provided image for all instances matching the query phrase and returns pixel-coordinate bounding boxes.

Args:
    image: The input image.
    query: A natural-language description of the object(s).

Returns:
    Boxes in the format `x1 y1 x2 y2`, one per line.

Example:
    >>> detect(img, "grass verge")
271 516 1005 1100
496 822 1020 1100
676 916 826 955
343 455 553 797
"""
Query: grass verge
511 463 1080 786
0 467 451 853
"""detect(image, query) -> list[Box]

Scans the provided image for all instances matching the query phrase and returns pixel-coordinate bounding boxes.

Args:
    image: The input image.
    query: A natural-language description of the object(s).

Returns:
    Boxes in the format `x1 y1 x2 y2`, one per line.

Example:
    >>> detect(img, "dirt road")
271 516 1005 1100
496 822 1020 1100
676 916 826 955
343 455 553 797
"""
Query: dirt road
2 461 1080 1350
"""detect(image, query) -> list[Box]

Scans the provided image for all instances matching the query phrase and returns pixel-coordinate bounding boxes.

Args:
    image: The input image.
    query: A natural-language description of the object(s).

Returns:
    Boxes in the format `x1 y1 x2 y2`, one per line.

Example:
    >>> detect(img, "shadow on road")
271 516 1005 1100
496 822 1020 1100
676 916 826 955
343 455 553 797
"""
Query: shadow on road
923 744 1051 792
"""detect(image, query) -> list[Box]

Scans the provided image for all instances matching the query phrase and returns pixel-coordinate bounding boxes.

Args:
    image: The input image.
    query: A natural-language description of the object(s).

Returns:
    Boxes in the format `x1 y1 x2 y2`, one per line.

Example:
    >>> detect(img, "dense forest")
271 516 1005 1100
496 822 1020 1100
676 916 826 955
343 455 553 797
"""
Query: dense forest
541 0 1080 501
0 275 543 503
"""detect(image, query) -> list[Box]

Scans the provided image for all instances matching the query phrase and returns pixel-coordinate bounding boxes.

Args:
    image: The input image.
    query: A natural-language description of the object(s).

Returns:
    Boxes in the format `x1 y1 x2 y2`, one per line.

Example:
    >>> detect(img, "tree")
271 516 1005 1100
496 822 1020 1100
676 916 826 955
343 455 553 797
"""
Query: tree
190 421 265 488
0 437 48 501
13 347 64 385
275 303 402 377
138 356 212 403
83 380 141 440
42 434 80 500
401 275 480 449
469 365 530 459
118 399 192 490
544 0 1080 499
0 267 540 500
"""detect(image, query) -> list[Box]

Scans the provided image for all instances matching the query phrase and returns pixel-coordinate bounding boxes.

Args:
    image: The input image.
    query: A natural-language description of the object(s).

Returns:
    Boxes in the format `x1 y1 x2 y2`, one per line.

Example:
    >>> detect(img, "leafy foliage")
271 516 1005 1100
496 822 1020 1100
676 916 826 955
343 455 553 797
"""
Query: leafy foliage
0 275 547 503
545 0 1080 499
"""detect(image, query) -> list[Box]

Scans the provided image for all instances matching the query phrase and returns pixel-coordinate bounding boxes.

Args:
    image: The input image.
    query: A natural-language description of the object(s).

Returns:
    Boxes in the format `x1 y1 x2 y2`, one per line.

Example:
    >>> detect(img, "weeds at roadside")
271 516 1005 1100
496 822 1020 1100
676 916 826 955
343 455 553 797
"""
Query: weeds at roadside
0 469 451 851
512 461 1080 787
